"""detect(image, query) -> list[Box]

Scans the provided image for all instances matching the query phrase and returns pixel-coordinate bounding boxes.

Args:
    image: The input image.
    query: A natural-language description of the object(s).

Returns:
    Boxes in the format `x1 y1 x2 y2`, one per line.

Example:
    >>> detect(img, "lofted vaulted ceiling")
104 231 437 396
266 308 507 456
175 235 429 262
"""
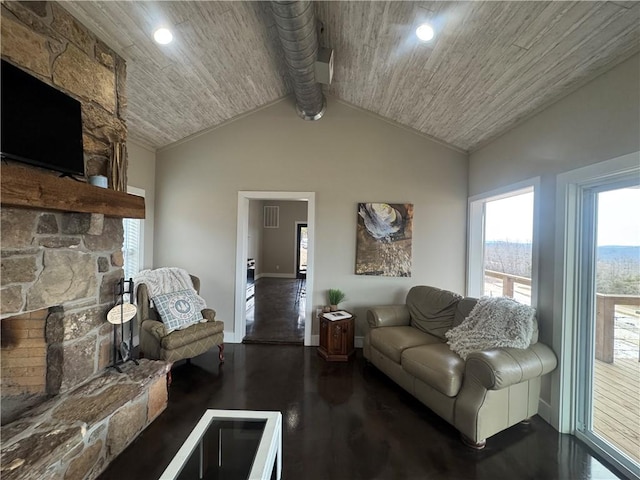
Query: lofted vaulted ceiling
63 1 640 152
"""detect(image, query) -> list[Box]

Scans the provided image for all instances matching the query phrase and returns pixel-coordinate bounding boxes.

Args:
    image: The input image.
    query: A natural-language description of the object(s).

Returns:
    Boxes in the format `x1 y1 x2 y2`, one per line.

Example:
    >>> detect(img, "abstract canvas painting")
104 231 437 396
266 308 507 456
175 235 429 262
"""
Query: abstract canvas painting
355 203 413 277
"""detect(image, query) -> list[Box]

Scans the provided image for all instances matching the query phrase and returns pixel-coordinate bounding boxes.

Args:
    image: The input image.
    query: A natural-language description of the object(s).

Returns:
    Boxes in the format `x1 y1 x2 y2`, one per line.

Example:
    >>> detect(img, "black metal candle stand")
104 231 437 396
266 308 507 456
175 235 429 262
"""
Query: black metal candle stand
110 278 139 373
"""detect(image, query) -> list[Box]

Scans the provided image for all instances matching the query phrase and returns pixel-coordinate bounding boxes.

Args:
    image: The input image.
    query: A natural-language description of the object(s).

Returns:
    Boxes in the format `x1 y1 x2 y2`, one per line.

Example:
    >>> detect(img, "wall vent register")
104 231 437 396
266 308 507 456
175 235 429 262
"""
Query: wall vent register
264 206 279 228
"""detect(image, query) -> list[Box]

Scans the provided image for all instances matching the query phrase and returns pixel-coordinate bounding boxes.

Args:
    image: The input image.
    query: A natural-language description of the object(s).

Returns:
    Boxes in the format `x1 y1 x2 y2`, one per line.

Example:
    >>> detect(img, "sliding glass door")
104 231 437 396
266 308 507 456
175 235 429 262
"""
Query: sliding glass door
575 180 640 477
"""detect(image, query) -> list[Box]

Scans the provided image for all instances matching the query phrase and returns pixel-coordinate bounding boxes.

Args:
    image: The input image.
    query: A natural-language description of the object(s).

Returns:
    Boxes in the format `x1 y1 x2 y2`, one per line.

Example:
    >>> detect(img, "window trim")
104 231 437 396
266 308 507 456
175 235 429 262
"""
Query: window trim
123 186 145 280
466 177 540 307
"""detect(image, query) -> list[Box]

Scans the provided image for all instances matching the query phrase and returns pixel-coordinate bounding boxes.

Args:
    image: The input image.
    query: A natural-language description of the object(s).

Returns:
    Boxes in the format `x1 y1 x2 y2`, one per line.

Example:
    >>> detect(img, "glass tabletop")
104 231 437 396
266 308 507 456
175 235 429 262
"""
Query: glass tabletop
160 410 282 480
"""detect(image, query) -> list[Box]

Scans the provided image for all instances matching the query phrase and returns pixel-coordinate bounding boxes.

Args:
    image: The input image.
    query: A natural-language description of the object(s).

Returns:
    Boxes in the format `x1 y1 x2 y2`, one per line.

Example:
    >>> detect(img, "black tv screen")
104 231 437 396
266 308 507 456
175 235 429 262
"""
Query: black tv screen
1 60 85 176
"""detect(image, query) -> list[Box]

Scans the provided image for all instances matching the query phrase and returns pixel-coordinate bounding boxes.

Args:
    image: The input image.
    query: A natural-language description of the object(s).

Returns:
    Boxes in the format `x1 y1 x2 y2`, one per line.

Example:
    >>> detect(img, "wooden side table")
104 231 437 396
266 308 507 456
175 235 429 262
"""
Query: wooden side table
317 312 355 362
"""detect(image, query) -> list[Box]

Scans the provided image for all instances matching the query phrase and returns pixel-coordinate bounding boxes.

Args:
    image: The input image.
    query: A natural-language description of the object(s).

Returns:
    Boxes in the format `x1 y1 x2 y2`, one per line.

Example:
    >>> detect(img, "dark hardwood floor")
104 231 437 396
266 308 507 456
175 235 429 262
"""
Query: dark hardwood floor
244 277 305 344
98 344 624 480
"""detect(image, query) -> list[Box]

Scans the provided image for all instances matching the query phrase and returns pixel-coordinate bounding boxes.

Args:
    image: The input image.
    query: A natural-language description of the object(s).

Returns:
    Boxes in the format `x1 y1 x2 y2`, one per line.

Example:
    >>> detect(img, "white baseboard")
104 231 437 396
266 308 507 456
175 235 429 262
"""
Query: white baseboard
224 333 359 348
224 331 239 344
538 398 552 424
259 273 296 279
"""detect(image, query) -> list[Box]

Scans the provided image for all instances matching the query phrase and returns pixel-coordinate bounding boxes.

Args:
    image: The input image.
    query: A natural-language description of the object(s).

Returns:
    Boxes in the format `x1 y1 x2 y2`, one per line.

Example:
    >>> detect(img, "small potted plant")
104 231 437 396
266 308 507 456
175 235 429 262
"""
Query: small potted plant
328 289 346 311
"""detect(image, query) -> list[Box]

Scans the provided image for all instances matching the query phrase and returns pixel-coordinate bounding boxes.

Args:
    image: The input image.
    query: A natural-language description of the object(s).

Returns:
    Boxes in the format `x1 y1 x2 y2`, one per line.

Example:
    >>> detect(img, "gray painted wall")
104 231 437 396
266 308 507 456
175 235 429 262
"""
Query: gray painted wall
468 53 640 421
134 52 638 430
155 96 468 337
127 140 156 270
261 200 307 276
469 54 639 196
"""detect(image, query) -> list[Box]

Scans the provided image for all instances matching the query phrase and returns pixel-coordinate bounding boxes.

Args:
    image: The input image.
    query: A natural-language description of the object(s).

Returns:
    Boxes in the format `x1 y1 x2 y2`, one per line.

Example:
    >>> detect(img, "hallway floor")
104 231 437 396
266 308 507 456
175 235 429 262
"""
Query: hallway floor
98 344 624 480
244 277 305 344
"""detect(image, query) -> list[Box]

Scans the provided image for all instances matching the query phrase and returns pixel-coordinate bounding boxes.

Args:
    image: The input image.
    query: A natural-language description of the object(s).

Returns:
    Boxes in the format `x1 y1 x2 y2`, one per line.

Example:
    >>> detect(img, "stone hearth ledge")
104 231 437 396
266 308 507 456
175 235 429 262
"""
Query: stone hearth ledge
0 359 170 480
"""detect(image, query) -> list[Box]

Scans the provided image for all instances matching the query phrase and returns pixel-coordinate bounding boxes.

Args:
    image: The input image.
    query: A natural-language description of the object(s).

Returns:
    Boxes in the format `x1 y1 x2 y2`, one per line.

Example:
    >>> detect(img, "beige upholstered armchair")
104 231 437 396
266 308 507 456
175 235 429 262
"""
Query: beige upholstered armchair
137 274 224 364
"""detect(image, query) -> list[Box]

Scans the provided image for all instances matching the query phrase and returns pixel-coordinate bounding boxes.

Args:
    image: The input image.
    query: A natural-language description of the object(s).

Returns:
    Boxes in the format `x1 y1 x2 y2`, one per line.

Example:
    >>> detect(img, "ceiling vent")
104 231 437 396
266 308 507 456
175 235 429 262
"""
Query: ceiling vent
271 1 326 120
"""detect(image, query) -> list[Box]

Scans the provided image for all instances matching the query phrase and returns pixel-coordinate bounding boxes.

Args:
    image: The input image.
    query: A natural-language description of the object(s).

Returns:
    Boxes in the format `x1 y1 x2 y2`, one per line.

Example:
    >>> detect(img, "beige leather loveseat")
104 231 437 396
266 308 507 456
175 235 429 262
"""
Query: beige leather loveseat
363 285 557 448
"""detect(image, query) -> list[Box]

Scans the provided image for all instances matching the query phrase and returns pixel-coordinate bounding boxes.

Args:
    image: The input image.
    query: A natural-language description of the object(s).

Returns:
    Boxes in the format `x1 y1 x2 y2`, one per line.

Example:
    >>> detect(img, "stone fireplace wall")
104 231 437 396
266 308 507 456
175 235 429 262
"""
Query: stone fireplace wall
1 1 128 396
1 211 125 394
1 1 127 176
0 6 170 477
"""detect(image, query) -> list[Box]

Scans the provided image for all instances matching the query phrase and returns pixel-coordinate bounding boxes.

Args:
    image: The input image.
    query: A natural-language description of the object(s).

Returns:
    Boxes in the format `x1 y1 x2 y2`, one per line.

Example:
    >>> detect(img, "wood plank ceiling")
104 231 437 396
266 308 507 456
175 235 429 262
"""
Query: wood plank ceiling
63 1 640 152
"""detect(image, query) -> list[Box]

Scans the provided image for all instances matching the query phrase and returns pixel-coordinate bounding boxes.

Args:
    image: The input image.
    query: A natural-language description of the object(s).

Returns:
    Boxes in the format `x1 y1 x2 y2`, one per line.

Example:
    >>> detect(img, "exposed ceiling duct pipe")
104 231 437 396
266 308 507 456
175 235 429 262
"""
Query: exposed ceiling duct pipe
271 0 326 120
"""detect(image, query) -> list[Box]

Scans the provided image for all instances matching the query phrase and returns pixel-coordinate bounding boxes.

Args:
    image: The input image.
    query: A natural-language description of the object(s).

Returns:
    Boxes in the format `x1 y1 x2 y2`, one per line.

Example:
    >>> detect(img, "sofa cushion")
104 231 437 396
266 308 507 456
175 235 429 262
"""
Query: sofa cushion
407 286 462 340
161 320 224 350
402 343 465 397
370 326 441 364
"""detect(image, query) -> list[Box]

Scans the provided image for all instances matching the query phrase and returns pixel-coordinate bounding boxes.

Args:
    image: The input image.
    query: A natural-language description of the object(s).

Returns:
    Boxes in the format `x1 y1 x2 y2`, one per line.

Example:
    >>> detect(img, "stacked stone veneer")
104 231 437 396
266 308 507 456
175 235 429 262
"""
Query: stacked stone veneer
1 0 127 177
0 0 129 394
0 212 172 480
0 359 170 480
0 4 169 479
1 210 125 394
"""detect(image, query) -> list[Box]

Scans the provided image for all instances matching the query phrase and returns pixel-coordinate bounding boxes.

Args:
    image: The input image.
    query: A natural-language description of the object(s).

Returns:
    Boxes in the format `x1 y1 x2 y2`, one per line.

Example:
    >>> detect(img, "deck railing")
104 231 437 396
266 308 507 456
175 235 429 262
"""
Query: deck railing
484 270 640 364
484 270 531 297
595 294 640 363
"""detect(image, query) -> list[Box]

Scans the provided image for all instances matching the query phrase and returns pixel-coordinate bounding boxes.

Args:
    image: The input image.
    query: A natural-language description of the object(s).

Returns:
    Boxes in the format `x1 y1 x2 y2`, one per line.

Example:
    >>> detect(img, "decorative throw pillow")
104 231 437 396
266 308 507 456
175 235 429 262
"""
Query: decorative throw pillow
151 289 206 333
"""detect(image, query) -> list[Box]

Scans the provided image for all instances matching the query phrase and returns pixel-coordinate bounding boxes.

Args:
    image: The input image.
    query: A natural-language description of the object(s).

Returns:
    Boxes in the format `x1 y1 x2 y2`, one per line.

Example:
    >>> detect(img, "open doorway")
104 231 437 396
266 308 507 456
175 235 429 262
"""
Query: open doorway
244 201 307 344
235 192 315 346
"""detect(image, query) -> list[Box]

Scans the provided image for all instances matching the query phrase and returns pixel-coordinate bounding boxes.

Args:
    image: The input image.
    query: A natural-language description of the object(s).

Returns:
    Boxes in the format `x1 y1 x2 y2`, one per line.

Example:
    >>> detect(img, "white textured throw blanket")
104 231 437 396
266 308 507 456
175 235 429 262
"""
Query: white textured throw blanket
445 296 535 360
133 267 195 298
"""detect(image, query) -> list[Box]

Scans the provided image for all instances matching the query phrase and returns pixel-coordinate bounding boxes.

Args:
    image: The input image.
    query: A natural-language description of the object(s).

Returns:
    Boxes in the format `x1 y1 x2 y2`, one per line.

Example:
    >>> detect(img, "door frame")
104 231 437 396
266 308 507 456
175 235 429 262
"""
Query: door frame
575 178 640 478
295 222 308 278
235 191 315 346
554 151 639 479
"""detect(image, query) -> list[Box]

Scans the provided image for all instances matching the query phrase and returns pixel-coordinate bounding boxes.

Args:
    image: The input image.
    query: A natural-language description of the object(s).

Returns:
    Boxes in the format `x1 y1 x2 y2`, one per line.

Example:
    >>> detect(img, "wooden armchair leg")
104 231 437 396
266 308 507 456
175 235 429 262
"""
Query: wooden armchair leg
218 344 225 363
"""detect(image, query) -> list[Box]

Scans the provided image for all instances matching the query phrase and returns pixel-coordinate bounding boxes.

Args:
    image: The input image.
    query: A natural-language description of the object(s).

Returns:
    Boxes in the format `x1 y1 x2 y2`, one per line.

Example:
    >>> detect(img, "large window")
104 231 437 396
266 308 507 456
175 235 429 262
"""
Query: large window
123 218 143 280
468 180 538 306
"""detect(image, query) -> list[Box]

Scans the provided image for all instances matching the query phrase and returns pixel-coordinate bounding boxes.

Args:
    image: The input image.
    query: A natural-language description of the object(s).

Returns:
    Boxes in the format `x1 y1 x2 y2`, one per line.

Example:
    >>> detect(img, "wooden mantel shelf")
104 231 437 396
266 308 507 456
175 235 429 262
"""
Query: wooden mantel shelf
1 164 145 219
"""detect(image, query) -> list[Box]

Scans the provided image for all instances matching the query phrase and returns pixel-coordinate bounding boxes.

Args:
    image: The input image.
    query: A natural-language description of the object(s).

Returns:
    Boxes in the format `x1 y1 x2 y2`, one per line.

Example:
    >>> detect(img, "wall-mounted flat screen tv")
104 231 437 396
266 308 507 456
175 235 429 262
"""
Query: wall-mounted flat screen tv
1 60 85 176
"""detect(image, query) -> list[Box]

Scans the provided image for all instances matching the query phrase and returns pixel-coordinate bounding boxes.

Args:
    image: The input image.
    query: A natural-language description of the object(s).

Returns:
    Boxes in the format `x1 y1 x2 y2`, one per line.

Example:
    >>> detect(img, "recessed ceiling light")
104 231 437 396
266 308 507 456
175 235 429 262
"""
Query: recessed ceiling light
153 28 173 45
416 23 435 42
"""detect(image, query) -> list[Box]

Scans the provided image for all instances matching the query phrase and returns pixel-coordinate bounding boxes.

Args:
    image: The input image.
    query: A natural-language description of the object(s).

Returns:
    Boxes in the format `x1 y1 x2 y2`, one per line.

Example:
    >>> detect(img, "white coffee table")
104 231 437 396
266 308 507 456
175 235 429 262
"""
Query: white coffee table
159 409 282 480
